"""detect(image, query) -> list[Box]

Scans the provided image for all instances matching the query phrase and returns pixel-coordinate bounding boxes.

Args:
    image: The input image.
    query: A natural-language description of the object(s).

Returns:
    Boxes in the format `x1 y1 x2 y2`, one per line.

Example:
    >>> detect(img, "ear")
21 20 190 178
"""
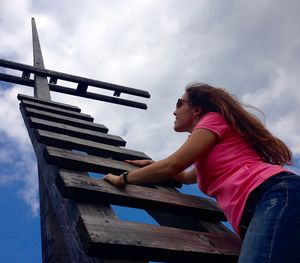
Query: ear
193 106 202 117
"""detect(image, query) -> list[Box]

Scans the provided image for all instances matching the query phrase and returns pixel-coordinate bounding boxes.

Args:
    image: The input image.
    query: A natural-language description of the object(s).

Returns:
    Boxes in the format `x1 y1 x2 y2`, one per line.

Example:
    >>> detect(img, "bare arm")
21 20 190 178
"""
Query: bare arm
125 159 154 167
174 168 197 185
103 128 217 186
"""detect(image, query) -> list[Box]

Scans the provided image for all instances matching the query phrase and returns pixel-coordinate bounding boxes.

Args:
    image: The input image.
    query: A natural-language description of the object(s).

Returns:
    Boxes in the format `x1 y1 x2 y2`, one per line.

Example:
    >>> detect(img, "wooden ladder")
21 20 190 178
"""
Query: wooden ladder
18 93 241 263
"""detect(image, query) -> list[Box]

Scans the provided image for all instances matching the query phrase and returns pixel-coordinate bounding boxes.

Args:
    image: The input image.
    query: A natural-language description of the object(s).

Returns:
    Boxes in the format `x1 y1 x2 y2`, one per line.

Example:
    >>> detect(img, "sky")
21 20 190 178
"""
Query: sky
1 0 300 262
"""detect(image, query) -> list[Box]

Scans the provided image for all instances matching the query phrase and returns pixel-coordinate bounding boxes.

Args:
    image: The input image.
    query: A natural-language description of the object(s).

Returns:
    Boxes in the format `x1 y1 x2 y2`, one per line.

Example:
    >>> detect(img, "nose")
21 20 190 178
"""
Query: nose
173 110 177 116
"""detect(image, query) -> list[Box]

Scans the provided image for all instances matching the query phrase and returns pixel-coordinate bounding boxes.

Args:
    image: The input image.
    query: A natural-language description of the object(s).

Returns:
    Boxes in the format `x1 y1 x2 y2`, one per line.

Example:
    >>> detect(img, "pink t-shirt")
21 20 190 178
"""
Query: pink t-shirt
193 112 286 235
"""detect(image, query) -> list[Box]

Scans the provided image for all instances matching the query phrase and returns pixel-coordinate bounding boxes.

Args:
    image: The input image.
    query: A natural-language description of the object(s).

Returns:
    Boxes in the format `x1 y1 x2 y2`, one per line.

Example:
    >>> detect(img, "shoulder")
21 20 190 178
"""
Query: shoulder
193 112 230 138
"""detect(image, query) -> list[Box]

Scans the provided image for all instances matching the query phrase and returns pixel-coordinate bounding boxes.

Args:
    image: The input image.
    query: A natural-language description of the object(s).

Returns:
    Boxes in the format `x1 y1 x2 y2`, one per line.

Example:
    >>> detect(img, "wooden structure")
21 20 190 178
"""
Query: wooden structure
0 18 241 262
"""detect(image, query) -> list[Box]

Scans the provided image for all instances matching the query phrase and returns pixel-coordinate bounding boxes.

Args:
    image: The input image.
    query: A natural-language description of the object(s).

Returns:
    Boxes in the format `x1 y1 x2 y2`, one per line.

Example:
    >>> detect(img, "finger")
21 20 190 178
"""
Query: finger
103 173 113 180
125 160 143 166
125 160 137 164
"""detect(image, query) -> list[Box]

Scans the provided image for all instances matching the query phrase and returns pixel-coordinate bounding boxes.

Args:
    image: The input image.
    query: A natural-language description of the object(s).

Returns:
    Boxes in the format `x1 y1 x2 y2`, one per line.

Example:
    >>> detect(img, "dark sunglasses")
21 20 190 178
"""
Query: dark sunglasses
176 98 191 108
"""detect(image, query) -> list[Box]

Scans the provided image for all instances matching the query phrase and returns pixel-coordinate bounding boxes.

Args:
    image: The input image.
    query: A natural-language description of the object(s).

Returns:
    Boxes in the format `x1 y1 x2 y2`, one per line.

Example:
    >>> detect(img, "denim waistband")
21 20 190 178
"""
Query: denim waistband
248 171 295 202
239 171 296 238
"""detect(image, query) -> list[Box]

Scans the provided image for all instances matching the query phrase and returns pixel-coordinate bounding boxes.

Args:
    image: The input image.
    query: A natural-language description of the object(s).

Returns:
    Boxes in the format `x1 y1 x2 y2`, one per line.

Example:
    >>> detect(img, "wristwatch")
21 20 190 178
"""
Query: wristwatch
121 171 130 184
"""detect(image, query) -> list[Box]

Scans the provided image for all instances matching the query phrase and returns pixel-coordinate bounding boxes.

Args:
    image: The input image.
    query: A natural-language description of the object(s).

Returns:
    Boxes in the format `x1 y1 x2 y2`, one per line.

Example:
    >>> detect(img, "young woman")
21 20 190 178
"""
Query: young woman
104 83 300 263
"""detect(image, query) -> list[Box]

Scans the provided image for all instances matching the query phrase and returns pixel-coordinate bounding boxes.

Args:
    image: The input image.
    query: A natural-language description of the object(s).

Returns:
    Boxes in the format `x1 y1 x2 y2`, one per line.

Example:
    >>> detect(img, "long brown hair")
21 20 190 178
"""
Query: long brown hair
186 82 292 166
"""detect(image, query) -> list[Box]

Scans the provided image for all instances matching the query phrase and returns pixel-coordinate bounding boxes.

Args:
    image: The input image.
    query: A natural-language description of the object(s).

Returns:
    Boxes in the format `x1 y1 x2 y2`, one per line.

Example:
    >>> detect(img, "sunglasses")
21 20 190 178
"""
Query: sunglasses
176 98 191 108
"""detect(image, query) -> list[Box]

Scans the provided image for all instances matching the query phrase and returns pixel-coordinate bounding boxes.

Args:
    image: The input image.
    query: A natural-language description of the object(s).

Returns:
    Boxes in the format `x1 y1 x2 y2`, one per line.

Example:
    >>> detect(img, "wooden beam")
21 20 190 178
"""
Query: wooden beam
37 129 149 161
49 84 148 110
147 186 234 234
23 107 105 132
2 75 148 109
56 170 226 221
21 100 93 121
77 215 241 262
0 72 35 86
0 58 150 98
45 146 135 174
31 18 51 100
46 147 180 188
18 93 81 112
28 117 125 146
37 164 72 263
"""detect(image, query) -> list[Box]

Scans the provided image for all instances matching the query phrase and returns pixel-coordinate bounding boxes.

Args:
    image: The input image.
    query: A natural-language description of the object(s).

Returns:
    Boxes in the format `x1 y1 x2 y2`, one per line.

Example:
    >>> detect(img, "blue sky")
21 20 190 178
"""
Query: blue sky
1 0 300 262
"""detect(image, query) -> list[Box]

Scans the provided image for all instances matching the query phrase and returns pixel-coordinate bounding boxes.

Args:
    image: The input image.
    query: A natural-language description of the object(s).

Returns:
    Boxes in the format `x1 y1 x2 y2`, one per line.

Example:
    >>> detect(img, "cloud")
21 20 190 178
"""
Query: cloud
1 0 300 215
0 84 38 215
0 130 39 216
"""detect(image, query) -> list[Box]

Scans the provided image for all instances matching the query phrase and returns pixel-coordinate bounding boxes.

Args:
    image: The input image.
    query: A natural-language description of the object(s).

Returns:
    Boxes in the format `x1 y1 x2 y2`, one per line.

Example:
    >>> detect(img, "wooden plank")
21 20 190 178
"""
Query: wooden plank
45 146 135 174
32 18 51 100
1 58 151 98
46 146 180 188
76 203 148 263
38 165 72 263
21 100 94 121
24 107 106 132
49 84 148 110
77 215 241 262
146 186 234 234
28 117 126 146
3 75 148 109
37 129 149 161
56 170 226 221
0 72 34 87
18 93 81 112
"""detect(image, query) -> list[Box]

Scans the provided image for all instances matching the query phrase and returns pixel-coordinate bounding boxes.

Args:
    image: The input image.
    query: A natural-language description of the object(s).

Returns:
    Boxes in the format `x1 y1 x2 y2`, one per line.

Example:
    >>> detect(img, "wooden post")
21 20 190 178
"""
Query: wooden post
31 18 51 100
31 17 70 262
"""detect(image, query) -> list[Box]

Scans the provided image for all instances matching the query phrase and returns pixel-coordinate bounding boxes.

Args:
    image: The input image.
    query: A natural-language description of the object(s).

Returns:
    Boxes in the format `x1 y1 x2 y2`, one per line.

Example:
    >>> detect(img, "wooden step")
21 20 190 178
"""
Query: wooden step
29 117 125 146
24 107 105 133
18 93 81 112
57 170 226 221
37 129 149 160
20 99 94 121
77 215 241 262
45 146 134 174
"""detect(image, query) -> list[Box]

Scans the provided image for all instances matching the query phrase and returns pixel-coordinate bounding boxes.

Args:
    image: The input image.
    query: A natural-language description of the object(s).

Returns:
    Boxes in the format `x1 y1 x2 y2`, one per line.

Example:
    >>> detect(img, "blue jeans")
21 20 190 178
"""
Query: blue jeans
238 172 300 263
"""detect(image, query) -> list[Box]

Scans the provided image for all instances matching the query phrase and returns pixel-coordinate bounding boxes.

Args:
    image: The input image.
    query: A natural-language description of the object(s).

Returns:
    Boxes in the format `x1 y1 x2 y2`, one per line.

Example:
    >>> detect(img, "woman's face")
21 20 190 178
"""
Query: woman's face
173 92 201 133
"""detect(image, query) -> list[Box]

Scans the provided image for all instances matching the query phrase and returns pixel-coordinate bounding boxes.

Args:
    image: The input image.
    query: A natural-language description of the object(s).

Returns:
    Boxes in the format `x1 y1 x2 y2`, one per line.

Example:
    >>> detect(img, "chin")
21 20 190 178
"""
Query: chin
174 126 184 132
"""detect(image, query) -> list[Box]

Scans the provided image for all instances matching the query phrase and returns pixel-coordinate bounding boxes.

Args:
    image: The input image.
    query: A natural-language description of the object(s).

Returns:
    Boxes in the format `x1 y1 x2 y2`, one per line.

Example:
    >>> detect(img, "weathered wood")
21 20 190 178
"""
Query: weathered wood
56 170 226 221
45 146 135 174
37 129 149 161
77 82 88 95
76 203 148 263
21 105 123 262
0 72 34 87
38 164 71 263
1 74 148 109
0 58 150 98
49 84 148 110
18 93 81 112
32 18 51 100
21 99 93 121
146 186 234 234
77 215 241 262
46 147 180 188
24 107 106 132
29 117 127 146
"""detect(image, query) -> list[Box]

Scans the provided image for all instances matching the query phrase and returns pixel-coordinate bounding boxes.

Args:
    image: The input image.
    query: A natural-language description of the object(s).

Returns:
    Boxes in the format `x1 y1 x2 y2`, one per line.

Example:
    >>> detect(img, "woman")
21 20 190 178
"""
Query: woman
104 83 300 263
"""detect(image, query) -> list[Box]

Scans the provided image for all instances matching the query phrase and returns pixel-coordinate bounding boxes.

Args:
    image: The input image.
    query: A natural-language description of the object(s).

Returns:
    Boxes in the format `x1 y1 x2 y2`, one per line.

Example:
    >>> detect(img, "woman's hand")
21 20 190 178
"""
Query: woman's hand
103 160 154 187
125 159 154 167
103 173 126 187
